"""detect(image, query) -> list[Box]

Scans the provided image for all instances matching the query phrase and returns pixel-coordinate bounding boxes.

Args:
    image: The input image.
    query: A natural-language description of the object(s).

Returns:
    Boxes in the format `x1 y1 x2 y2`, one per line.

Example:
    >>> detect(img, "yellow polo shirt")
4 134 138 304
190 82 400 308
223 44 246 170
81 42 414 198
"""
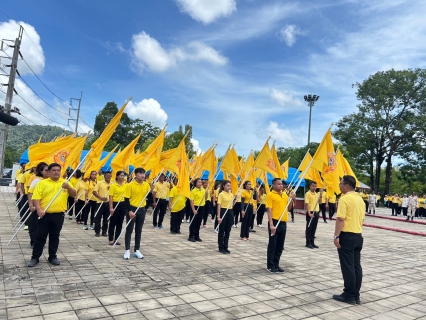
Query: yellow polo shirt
75 180 88 201
190 187 206 207
327 194 336 204
392 196 399 204
217 191 234 209
28 177 42 194
241 189 256 205
235 189 242 203
32 178 72 213
18 171 30 194
259 194 266 205
109 182 127 202
265 190 290 222
124 180 150 208
337 191 365 233
69 176 78 188
153 181 168 199
93 180 112 203
321 192 326 203
87 180 97 199
305 191 320 212
169 186 186 212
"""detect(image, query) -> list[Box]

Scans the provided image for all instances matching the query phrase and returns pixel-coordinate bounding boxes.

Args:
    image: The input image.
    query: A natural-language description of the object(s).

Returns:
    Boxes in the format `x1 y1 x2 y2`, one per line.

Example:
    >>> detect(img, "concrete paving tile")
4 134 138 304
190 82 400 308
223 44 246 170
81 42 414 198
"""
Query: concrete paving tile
98 294 128 306
43 310 79 320
142 308 176 319
39 301 73 314
131 298 162 311
75 307 110 320
190 300 221 313
203 309 237 320
104 302 137 316
6 304 42 320
167 304 200 317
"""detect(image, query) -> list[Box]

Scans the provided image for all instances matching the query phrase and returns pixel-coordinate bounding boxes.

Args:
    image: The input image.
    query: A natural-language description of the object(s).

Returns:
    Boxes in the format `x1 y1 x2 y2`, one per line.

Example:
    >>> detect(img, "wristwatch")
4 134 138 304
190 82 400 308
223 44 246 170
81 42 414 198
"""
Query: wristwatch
333 235 339 240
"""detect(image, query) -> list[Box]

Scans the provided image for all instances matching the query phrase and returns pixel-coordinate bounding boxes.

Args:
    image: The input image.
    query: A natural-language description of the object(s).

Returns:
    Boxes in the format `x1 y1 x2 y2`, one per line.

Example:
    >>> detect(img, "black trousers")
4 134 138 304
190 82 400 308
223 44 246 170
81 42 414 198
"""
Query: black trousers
305 212 319 245
203 200 211 225
337 232 363 298
153 198 167 227
402 207 408 216
211 203 217 220
257 204 266 225
94 203 109 234
67 196 74 216
320 203 327 221
391 203 398 215
170 209 185 232
189 206 204 239
21 194 30 226
31 213 64 261
75 200 86 223
250 209 256 229
218 208 233 250
125 206 146 251
290 206 294 220
267 219 287 269
328 203 336 220
233 202 241 225
88 200 97 225
109 202 126 241
364 200 368 213
185 199 191 220
240 204 253 238
29 211 38 245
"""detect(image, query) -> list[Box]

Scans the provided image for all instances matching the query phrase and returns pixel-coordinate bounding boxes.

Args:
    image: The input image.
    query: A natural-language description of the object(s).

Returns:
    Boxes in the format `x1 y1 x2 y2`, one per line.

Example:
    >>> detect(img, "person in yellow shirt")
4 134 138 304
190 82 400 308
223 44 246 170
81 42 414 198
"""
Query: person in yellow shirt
93 171 112 237
320 190 328 223
304 181 322 249
108 171 126 245
66 169 80 220
189 178 206 242
266 178 295 273
256 186 267 227
27 162 49 248
86 171 98 229
240 181 257 241
74 174 88 225
391 193 399 216
418 195 426 218
233 189 242 228
123 167 150 260
15 162 26 202
333 175 365 305
327 193 337 221
19 167 34 230
27 163 76 267
217 180 235 254
152 174 168 229
168 178 187 234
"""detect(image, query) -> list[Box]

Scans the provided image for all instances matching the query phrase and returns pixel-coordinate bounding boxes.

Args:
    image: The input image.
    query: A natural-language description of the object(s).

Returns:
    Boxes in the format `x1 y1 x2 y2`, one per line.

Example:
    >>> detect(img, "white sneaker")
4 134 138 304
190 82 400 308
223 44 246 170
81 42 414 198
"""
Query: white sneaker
186 219 190 223
215 230 219 234
123 250 130 260
260 224 264 228
233 224 237 228
133 250 143 259
182 219 184 223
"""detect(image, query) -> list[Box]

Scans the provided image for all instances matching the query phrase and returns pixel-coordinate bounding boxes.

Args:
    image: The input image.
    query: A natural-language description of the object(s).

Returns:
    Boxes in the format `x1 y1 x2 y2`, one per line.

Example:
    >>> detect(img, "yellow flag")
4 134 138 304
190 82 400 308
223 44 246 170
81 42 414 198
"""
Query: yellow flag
311 129 333 173
241 152 256 185
271 143 285 179
90 98 131 159
111 133 141 174
220 146 238 178
63 136 88 175
253 140 281 178
281 158 290 180
140 128 166 171
84 145 119 179
200 148 216 180
177 140 191 199
263 171 270 194
336 149 359 187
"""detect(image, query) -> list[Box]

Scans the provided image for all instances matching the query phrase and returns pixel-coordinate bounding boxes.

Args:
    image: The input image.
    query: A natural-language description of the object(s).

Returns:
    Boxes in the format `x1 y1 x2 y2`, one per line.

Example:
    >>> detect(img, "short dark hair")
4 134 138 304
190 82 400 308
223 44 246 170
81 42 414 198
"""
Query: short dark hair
342 175 356 189
74 169 82 179
272 178 281 184
309 181 317 187
243 180 251 189
116 171 125 179
48 163 61 171
134 167 145 174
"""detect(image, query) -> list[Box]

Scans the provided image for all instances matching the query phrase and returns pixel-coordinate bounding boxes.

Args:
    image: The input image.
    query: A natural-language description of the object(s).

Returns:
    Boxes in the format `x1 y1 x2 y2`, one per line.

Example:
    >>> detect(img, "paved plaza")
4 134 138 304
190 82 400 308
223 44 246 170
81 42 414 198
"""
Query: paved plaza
1 187 426 320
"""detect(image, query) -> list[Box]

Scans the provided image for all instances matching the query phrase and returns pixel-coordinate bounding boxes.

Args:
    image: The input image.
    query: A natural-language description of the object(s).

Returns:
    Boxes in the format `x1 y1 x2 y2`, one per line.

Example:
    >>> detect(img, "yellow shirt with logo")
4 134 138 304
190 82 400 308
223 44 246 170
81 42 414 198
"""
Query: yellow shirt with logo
190 187 206 207
169 186 186 212
93 180 112 203
265 190 290 222
124 180 150 208
109 182 127 202
337 191 365 233
305 191 320 212
32 178 72 213
217 191 234 210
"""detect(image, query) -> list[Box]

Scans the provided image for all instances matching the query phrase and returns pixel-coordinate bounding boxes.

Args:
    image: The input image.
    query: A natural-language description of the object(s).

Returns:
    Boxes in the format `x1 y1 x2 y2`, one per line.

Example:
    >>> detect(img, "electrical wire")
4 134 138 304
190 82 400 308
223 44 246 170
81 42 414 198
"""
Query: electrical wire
18 113 37 125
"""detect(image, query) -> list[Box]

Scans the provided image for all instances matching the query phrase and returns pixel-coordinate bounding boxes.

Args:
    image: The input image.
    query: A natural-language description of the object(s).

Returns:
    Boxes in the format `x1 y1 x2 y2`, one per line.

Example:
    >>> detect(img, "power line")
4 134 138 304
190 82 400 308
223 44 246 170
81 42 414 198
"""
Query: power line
18 113 36 125
15 92 67 126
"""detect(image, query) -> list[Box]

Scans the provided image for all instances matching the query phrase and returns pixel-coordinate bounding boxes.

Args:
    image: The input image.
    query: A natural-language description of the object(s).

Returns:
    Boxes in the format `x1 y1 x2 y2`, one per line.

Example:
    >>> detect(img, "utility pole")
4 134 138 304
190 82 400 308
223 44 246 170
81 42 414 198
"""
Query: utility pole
68 91 82 134
304 94 320 145
0 26 23 173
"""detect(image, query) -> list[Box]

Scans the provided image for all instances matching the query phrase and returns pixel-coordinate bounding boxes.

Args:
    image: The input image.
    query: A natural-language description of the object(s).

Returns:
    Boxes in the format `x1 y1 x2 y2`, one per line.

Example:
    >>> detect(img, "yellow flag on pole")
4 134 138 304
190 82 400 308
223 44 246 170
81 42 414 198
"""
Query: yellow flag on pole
271 142 285 179
177 140 191 199
281 158 290 180
110 132 141 174
336 149 359 187
253 139 281 178
140 127 166 171
84 145 119 179
242 152 256 185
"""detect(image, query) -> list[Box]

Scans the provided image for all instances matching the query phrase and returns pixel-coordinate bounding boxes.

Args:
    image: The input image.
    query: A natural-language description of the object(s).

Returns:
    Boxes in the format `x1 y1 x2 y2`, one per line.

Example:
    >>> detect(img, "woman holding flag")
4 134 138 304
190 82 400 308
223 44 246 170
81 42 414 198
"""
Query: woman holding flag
217 180 235 254
108 171 127 245
240 181 257 241
188 178 206 242
168 178 186 234
87 171 98 229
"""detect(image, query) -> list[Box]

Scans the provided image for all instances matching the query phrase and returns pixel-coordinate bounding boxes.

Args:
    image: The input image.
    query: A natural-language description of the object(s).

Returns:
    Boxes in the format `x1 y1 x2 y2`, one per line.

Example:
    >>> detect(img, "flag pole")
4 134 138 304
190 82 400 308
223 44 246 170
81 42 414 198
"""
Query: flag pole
14 194 24 208
14 200 28 219
288 150 310 187
65 190 86 216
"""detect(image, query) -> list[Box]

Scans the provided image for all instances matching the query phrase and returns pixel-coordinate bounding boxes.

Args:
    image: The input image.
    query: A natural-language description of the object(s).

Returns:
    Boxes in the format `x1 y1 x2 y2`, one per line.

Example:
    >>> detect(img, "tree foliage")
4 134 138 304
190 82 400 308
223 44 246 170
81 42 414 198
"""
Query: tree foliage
334 68 426 194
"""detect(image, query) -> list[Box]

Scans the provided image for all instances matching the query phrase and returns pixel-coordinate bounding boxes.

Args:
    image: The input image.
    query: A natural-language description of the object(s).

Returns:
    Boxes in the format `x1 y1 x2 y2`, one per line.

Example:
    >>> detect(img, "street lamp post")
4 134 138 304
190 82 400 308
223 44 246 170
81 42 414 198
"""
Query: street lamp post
304 94 320 145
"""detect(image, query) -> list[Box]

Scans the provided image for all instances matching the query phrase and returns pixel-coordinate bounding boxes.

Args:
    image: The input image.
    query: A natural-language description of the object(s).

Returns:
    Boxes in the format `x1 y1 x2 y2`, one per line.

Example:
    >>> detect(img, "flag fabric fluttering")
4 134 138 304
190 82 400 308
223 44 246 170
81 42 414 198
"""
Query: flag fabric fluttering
253 139 282 179
281 158 290 180
139 127 166 171
336 149 359 187
110 132 141 174
83 145 119 179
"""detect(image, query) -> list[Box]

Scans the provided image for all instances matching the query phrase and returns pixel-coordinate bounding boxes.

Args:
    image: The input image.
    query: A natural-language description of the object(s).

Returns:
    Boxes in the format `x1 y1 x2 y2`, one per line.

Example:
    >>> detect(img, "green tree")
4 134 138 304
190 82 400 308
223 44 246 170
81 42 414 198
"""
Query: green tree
334 69 426 194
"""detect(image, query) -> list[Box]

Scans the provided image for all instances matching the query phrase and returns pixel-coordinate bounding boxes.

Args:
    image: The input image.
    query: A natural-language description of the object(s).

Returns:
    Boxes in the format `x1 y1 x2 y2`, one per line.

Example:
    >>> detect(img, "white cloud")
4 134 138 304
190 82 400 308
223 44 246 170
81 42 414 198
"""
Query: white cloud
126 98 168 126
0 20 45 75
175 0 236 24
270 88 303 109
278 24 305 46
131 31 228 73
265 121 305 147
190 138 202 153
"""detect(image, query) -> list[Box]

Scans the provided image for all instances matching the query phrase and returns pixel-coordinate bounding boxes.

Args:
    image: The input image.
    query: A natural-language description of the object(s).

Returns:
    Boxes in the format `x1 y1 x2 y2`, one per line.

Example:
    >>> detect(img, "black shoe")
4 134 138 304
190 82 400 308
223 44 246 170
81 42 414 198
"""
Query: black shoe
312 244 319 248
195 237 202 242
276 266 284 273
176 231 181 234
101 233 107 237
48 258 60 266
267 267 278 273
324 220 327 223
95 233 100 237
292 218 294 223
332 294 356 305
30 244 34 249
27 259 39 267
171 231 176 234
305 244 314 249
249 229 256 232
355 297 361 305
224 249 231 254
219 248 227 254
188 237 196 242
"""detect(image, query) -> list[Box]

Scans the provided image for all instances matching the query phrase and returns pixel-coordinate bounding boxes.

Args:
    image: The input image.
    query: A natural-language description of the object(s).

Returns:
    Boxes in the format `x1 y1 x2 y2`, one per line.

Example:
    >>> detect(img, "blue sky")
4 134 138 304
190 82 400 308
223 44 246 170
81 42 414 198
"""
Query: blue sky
1 0 425 156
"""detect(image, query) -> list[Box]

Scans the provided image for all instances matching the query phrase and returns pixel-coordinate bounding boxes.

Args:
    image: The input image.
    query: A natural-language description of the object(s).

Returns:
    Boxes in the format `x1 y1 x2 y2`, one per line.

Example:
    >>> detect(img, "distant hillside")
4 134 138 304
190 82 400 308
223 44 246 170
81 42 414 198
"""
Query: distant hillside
7 124 73 151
